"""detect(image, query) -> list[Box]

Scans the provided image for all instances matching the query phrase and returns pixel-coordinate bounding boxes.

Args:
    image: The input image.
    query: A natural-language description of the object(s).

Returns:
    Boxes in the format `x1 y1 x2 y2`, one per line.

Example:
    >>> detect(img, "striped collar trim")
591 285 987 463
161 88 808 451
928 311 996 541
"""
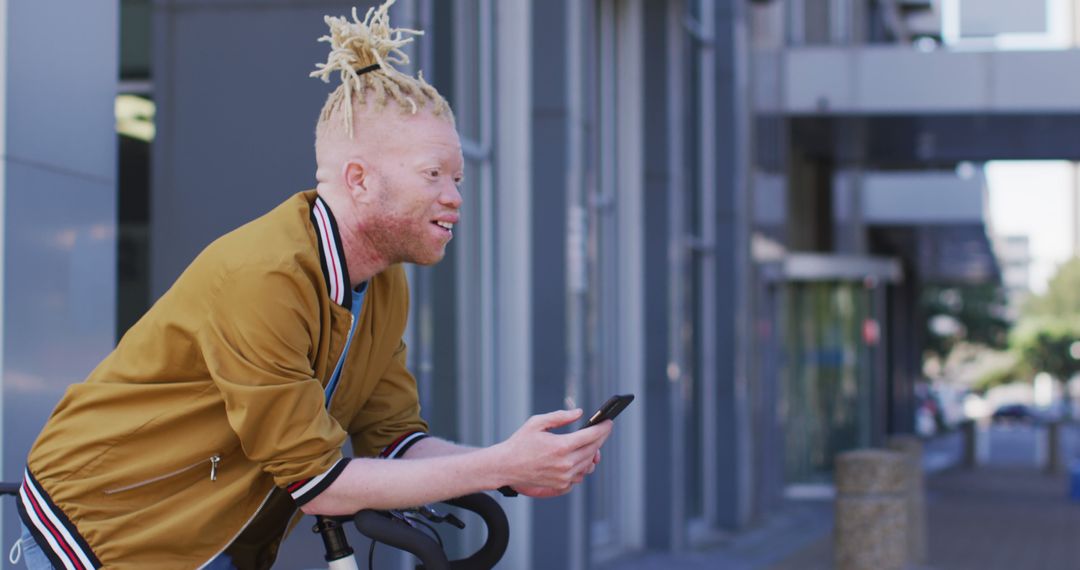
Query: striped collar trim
310 196 353 311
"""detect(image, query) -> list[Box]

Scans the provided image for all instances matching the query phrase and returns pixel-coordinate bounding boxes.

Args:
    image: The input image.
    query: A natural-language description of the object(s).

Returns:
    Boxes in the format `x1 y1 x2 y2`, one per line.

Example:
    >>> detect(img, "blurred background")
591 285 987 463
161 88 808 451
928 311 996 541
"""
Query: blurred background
5 0 1080 568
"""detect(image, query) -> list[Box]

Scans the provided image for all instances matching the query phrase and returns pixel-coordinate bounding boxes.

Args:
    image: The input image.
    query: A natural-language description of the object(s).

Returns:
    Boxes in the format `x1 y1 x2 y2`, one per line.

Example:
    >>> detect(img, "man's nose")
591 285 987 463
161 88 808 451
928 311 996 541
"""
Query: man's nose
440 184 463 209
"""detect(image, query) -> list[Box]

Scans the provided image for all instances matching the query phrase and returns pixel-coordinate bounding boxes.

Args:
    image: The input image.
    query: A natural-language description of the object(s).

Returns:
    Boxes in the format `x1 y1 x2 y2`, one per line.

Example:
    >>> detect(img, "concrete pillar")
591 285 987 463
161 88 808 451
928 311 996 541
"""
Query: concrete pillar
888 435 927 565
834 449 908 570
961 419 978 469
1046 421 1063 474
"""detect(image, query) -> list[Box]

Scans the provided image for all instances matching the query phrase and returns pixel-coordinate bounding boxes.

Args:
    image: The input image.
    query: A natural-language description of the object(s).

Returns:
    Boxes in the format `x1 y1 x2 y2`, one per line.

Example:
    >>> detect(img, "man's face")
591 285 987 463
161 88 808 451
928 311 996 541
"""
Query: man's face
358 110 464 266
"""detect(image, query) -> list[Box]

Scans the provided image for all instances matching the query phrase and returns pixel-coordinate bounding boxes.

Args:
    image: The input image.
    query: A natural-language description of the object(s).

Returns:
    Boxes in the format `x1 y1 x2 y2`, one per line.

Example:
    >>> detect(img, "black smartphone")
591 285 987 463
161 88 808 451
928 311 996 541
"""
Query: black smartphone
583 394 635 428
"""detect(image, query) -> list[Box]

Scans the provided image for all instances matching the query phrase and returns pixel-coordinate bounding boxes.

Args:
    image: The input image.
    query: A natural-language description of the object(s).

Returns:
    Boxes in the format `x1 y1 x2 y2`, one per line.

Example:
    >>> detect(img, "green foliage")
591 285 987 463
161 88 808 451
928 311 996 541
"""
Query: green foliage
972 357 1030 394
922 284 1010 360
1011 318 1080 382
1024 257 1080 317
1012 258 1080 382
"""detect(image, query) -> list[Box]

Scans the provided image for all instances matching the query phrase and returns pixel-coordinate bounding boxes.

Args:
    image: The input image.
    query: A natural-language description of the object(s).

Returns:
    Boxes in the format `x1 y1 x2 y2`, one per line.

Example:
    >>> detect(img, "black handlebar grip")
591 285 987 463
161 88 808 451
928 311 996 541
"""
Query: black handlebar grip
443 493 509 570
0 482 20 496
353 510 451 570
352 493 509 570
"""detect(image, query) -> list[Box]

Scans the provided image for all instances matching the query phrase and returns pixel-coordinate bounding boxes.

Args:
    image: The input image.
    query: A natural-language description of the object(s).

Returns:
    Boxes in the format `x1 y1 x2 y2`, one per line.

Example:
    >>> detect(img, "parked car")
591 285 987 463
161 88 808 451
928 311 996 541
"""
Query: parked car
991 404 1038 424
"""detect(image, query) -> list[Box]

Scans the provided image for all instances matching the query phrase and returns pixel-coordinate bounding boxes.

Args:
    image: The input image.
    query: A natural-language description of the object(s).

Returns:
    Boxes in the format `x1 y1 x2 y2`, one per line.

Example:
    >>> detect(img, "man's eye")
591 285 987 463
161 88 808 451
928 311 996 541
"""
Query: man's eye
453 177 464 186
428 169 440 178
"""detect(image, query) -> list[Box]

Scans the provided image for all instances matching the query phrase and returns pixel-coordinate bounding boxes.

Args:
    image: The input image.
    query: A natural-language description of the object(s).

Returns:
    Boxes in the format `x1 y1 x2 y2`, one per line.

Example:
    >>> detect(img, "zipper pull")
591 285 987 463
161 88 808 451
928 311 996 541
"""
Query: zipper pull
210 455 221 482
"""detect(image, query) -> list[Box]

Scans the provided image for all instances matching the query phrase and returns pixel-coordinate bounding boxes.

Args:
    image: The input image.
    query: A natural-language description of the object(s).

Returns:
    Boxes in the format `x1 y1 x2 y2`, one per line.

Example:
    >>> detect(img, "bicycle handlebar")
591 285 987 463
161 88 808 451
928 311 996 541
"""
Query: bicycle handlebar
353 492 509 570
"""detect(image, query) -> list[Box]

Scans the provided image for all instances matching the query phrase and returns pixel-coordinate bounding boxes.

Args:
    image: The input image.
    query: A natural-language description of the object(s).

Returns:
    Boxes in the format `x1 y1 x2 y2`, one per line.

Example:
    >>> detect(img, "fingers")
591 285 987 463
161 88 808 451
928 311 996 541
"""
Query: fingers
529 408 584 431
567 442 599 468
563 419 613 449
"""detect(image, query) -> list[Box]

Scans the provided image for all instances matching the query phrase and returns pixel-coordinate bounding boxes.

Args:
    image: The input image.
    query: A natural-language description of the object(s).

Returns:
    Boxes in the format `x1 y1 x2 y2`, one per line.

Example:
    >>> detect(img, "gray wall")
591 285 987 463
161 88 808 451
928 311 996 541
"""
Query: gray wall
151 0 371 298
2 0 119 552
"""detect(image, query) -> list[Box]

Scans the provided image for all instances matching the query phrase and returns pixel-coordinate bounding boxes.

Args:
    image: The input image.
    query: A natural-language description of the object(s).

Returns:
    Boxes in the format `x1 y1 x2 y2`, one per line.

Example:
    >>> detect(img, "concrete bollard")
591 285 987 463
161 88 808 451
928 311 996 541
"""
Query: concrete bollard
834 449 908 570
1046 421 1063 474
888 435 927 566
961 419 978 469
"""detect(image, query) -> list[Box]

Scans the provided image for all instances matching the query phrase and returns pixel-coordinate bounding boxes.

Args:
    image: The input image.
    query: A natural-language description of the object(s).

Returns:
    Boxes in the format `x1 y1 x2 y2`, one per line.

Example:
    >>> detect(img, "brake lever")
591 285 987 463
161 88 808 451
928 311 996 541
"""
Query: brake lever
387 509 419 528
413 505 466 529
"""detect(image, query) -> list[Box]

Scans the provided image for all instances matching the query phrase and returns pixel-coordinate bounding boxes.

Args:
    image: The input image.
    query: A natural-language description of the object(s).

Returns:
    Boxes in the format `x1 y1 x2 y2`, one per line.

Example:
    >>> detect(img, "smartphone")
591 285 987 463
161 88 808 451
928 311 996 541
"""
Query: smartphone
583 394 635 428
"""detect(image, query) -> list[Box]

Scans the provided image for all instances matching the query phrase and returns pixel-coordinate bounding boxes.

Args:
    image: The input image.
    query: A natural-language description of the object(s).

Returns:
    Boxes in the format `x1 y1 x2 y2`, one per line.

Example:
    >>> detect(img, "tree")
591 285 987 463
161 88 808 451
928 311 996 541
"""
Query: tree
922 284 1010 362
1013 321 1080 383
1024 257 1080 317
1011 258 1080 415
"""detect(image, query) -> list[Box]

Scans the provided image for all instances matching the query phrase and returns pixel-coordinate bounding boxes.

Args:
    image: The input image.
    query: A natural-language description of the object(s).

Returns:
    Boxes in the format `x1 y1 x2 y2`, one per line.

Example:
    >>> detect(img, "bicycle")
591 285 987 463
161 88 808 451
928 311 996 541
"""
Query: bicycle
1 482 508 570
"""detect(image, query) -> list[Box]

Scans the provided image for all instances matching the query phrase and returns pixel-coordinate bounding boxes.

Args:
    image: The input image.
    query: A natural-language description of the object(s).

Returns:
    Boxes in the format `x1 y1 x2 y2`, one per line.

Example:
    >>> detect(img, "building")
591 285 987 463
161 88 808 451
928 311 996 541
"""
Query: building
994 234 1032 321
4 0 1068 568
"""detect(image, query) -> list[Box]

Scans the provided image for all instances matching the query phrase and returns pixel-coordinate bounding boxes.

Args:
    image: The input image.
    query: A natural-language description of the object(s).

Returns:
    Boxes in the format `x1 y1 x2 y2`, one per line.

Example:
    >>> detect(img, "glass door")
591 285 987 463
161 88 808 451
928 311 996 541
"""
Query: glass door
782 281 877 483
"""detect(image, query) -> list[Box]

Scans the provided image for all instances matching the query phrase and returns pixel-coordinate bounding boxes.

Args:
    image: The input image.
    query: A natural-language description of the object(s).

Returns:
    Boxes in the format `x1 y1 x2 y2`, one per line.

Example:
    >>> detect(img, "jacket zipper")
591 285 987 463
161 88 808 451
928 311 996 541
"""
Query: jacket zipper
103 454 221 495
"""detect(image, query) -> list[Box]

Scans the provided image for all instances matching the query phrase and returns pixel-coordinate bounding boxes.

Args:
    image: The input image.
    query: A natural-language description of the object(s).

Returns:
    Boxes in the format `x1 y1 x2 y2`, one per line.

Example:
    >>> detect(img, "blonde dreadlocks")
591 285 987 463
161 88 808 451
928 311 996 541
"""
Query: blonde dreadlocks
311 0 452 140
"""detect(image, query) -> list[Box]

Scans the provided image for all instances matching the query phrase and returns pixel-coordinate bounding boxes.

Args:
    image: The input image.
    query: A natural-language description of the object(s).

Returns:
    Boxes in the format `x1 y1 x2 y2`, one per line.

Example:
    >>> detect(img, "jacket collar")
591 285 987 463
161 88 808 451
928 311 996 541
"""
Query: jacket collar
310 195 353 311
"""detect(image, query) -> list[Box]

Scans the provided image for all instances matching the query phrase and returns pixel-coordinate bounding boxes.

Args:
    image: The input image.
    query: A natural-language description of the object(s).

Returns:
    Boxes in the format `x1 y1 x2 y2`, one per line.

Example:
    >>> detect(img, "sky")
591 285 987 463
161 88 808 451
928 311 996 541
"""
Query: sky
985 161 1074 294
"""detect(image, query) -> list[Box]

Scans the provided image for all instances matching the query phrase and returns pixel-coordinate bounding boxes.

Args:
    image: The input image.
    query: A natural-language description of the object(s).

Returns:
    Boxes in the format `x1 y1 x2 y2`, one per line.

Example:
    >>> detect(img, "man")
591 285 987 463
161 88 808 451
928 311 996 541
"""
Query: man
14 3 612 568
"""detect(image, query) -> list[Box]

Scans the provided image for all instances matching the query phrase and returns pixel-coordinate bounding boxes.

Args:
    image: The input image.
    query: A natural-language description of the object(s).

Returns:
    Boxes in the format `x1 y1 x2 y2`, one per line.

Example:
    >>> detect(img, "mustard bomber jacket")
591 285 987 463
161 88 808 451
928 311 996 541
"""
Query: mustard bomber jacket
18 191 429 569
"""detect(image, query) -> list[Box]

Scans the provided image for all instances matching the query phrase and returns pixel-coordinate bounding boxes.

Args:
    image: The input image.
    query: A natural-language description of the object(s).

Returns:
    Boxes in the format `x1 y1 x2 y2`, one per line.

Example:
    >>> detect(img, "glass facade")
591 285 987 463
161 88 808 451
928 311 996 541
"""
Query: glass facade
781 281 877 483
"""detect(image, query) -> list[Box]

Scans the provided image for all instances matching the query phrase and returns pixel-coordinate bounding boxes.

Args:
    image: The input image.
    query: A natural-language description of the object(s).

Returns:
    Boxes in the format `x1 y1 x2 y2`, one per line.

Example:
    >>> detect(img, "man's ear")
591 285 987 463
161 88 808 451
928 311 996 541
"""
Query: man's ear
343 160 368 197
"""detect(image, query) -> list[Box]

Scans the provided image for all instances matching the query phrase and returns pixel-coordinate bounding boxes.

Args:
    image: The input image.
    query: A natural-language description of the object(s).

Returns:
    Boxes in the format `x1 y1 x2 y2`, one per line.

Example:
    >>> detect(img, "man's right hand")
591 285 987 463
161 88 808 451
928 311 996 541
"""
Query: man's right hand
495 409 614 496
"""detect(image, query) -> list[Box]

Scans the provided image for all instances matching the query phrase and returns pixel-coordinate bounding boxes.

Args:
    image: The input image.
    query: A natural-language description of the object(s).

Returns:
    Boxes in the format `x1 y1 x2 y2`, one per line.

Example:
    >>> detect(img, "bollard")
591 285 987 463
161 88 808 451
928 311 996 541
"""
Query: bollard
888 435 927 566
1046 421 1062 474
961 419 978 469
834 449 908 570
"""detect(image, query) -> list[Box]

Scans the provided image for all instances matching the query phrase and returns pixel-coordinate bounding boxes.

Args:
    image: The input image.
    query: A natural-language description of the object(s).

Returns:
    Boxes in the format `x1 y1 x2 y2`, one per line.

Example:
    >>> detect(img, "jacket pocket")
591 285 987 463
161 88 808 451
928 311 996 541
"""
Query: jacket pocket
103 454 222 495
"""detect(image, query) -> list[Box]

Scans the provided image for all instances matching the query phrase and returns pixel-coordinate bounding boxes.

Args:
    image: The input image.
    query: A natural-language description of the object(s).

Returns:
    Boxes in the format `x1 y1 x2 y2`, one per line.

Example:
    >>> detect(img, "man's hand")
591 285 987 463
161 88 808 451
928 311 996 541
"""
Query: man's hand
513 450 602 498
494 409 612 497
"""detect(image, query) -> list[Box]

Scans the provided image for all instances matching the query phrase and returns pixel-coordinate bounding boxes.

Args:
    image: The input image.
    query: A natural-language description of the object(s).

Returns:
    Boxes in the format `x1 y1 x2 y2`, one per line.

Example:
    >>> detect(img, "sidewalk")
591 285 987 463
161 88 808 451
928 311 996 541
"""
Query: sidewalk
771 424 1080 569
596 498 834 570
771 465 1080 569
603 426 1080 570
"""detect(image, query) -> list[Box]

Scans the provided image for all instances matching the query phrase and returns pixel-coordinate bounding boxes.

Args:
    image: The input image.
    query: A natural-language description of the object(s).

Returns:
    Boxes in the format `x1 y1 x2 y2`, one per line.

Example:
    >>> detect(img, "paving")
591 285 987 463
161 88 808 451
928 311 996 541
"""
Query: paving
771 464 1080 570
605 424 1080 570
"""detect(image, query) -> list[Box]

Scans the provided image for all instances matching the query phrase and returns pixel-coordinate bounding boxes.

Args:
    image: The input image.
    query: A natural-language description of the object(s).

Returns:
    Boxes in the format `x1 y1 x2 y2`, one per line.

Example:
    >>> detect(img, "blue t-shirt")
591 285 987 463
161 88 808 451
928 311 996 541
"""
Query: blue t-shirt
324 282 366 406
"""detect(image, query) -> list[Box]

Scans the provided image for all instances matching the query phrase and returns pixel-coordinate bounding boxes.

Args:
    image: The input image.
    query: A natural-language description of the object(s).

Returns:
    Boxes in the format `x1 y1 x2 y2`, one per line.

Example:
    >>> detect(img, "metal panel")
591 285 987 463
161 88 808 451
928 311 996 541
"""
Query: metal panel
857 170 987 224
584 0 646 562
613 0 647 552
993 51 1080 110
2 0 118 551
529 0 573 566
641 0 677 550
761 253 904 283
780 47 1080 115
494 1 534 568
782 48 854 112
2 167 117 551
5 3 117 181
854 49 988 112
713 0 754 530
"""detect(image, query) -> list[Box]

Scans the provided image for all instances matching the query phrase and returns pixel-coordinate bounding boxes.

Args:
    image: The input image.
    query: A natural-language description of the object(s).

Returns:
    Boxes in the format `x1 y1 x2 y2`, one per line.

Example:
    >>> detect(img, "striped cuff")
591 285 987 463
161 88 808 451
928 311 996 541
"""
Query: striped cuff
18 469 102 570
379 431 429 459
285 458 351 507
